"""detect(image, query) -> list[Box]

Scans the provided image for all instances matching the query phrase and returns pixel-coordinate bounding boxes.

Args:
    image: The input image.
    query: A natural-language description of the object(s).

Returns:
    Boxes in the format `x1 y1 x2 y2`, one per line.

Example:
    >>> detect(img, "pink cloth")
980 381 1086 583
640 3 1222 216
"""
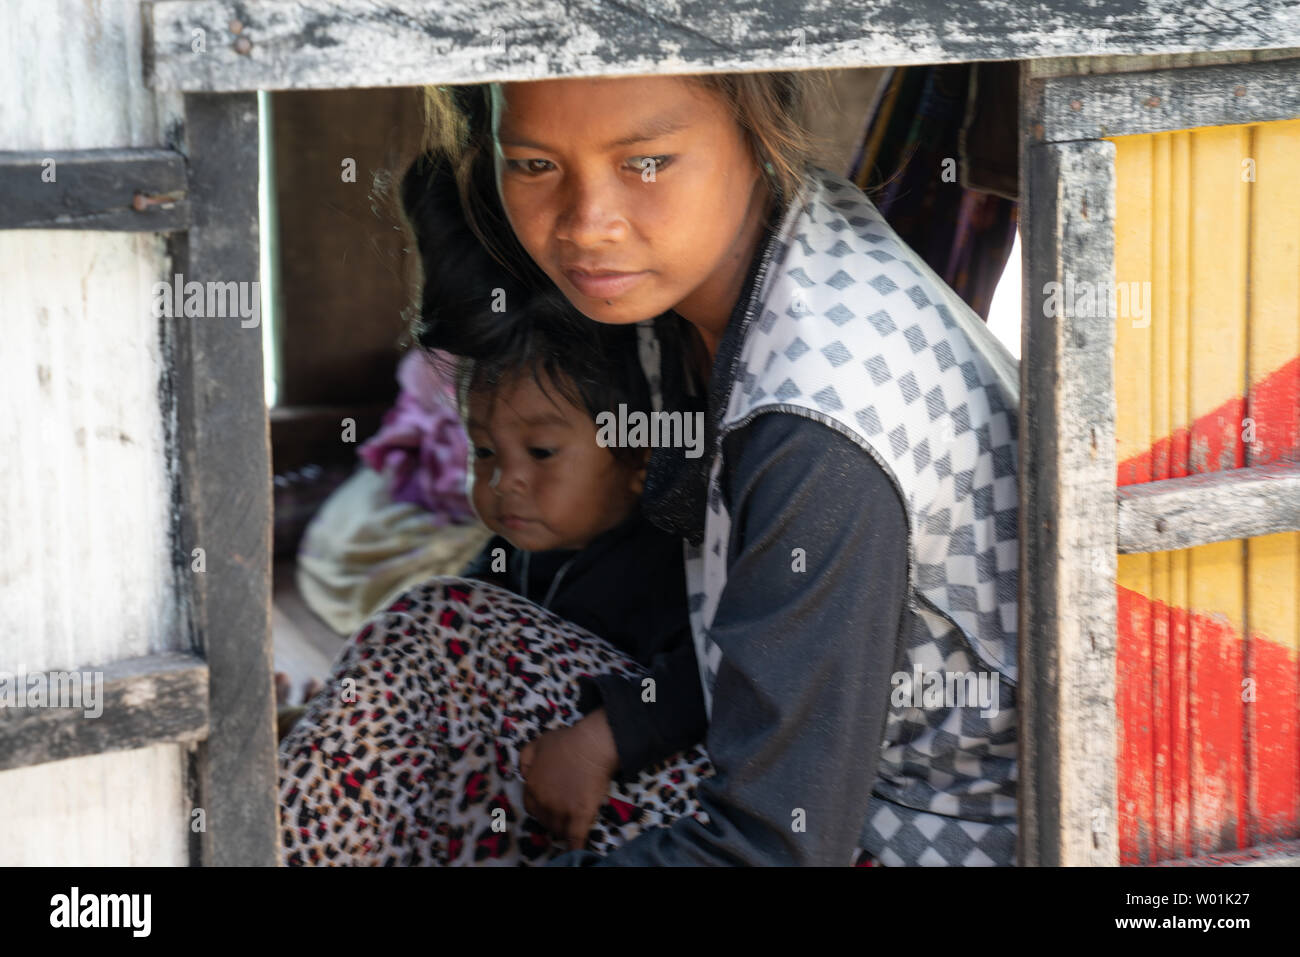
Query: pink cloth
358 350 475 524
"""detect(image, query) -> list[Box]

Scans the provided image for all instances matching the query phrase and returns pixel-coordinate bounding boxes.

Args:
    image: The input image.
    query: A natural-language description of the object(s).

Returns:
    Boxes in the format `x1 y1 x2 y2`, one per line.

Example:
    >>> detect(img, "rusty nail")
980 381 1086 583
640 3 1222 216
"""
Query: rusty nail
133 192 174 212
234 35 252 55
1234 85 1247 97
1032 123 1044 140
1155 517 1166 534
1069 99 1082 111
1145 95 1161 107
229 19 243 34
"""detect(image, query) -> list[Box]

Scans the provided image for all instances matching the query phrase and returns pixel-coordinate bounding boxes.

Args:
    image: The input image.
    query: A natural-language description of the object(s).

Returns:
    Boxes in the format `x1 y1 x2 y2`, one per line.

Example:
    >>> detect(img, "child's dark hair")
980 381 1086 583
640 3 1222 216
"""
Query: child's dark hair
457 311 654 472
397 149 654 471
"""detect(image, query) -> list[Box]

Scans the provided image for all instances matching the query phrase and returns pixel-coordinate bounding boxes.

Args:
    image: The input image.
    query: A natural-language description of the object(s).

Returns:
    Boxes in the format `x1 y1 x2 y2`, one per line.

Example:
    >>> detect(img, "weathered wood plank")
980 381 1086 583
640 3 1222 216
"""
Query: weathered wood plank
1031 57 1300 142
0 0 191 868
1019 138 1120 866
1 0 184 152
1156 837 1300 866
1025 47 1300 81
0 744 189 866
174 92 279 866
0 148 189 231
0 653 208 772
1243 120 1300 848
1184 128 1251 856
145 0 1300 92
1117 463 1300 553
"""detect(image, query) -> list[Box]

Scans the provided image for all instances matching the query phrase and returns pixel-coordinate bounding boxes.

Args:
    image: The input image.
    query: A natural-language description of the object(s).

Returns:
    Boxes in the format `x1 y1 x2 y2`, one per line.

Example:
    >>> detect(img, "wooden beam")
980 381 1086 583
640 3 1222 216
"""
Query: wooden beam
1024 47 1300 81
269 403 389 475
1156 837 1300 867
1018 137 1120 867
0 148 189 231
174 92 280 866
1117 463 1300 553
0 653 208 772
1030 57 1300 142
144 0 1300 92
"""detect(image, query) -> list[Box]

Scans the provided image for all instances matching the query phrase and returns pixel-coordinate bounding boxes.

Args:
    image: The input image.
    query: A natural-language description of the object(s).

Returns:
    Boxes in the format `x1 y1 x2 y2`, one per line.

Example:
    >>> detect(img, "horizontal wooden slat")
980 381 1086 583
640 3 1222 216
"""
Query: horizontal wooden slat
1156 837 1300 867
1032 57 1300 142
0 653 208 772
1118 462 1300 553
0 148 189 231
1025 48 1300 82
145 0 1300 92
1116 463 1300 553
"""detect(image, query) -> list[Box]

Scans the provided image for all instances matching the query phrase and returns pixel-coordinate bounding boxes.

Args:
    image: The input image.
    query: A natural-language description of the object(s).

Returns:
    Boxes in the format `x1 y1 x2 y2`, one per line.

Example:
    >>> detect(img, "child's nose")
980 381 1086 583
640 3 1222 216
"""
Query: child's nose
489 463 526 495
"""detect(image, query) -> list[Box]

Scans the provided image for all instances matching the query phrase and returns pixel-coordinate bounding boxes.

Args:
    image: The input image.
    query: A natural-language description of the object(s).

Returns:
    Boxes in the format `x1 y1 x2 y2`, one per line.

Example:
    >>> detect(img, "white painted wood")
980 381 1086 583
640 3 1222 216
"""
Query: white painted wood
0 0 195 865
0 230 183 672
1 0 183 151
0 744 188 866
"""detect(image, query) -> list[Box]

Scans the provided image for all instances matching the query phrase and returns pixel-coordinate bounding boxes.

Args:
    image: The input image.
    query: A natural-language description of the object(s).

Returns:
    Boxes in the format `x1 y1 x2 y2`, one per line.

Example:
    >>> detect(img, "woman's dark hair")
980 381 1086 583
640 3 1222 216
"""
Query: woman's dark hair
397 148 653 470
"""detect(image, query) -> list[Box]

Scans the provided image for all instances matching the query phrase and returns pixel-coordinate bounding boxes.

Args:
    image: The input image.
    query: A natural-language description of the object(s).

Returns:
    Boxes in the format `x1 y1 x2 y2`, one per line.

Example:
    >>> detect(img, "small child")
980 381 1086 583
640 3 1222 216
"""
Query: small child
449 321 706 786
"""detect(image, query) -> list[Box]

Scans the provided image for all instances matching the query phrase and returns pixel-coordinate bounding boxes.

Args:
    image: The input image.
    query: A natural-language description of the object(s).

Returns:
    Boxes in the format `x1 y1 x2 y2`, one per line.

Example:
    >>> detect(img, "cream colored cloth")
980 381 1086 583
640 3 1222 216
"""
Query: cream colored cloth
296 466 494 636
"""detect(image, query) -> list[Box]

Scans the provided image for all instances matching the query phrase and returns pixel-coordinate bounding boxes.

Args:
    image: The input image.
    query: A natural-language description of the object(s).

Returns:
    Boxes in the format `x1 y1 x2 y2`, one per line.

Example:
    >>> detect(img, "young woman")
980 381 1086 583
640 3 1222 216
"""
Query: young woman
279 72 1020 866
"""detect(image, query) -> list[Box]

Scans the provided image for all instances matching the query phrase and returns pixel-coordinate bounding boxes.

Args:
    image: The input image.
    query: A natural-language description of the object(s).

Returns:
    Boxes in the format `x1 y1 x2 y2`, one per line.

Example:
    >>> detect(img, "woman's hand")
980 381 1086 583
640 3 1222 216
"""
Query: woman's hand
518 708 620 850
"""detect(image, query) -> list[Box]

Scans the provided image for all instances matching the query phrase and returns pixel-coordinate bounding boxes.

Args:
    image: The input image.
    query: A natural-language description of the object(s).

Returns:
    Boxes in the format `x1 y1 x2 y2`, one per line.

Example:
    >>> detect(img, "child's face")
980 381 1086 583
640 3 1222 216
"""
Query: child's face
465 372 645 553
491 76 767 329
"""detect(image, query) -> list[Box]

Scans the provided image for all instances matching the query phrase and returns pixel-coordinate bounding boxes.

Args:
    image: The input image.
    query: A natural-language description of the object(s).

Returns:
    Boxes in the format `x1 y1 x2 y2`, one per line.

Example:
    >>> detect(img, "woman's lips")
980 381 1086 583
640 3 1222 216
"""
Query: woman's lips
563 268 648 299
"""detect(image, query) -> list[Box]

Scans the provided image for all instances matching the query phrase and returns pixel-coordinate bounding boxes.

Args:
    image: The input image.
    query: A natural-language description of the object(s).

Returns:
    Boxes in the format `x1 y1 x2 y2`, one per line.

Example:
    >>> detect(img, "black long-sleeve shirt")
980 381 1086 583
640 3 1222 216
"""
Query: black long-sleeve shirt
547 410 911 865
458 509 707 778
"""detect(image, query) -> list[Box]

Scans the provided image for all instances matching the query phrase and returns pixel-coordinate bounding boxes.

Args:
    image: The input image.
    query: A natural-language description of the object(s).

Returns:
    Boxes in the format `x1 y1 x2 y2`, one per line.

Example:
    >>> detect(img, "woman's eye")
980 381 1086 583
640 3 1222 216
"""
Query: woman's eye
505 158 554 176
631 155 673 175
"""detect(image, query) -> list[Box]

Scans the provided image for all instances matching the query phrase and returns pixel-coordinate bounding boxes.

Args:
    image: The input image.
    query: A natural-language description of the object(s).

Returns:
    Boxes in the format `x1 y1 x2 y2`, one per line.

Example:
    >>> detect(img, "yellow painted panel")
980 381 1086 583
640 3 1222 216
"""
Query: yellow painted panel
1109 118 1300 856
1244 121 1300 844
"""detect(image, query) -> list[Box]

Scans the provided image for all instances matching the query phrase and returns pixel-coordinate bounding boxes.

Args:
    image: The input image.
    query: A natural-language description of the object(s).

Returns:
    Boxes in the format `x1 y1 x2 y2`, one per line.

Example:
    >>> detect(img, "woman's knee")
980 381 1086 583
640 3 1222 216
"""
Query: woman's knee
339 577 525 685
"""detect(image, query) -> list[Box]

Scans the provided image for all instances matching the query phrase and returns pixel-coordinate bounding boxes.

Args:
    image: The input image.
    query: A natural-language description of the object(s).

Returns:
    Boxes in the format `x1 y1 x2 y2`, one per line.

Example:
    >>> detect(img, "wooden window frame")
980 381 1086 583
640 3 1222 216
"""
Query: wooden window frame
0 94 276 866
7 0 1276 865
1019 54 1300 867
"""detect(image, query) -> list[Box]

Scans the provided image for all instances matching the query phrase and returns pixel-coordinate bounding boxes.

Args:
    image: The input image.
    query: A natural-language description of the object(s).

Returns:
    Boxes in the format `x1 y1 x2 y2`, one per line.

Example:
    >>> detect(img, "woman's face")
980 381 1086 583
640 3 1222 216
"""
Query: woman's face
491 76 767 331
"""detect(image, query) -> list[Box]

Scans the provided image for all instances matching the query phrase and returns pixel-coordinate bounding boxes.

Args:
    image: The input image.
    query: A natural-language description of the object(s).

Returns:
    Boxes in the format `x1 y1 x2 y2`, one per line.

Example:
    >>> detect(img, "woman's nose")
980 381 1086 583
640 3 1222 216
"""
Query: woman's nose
555 177 627 247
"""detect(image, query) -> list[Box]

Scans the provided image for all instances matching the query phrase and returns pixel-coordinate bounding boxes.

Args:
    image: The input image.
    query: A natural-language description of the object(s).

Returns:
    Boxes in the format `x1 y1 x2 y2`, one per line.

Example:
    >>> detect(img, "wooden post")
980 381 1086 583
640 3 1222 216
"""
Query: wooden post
1019 138 1120 866
175 93 279 866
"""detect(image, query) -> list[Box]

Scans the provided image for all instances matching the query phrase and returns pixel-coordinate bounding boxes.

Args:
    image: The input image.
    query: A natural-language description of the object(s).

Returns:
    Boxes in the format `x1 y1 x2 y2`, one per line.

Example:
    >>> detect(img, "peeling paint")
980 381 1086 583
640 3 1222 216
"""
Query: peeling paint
146 0 1300 92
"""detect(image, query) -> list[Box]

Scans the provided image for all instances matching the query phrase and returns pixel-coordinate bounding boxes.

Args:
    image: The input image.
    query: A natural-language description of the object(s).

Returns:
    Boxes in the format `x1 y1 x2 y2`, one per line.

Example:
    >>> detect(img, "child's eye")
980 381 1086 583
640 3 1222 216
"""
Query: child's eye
631 155 673 175
473 447 494 460
504 158 554 176
529 447 556 460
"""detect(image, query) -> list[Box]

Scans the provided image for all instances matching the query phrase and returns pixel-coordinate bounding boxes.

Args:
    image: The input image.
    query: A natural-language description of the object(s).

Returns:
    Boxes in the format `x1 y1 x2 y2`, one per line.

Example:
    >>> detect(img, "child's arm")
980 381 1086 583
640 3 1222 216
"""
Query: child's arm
576 635 707 779
518 710 619 850
520 637 704 848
